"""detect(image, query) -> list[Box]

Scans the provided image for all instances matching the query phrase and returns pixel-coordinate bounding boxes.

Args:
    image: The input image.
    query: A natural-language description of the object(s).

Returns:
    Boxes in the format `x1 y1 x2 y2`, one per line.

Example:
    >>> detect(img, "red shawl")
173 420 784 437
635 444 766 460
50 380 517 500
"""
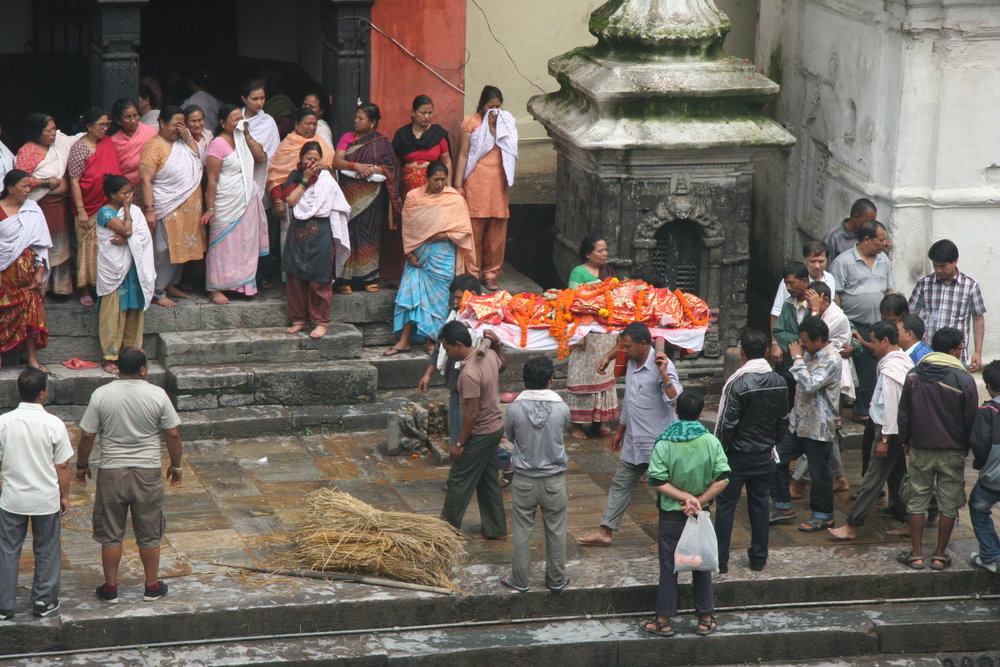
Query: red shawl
79 137 122 215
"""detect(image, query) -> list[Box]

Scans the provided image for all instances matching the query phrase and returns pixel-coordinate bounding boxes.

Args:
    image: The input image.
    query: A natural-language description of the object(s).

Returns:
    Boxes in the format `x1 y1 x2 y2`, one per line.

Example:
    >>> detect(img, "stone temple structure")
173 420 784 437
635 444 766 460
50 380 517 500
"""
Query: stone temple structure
528 0 795 364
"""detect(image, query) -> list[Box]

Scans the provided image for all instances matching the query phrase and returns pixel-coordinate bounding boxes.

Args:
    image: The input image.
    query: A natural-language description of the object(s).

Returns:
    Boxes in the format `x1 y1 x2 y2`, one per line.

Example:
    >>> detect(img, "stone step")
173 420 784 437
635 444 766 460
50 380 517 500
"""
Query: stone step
158 325 362 367
0 362 167 409
166 360 377 411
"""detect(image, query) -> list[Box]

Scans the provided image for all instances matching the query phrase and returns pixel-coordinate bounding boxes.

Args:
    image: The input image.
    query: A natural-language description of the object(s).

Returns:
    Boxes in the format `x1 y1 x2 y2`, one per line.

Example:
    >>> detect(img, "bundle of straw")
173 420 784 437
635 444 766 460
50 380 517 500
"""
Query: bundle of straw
294 488 466 590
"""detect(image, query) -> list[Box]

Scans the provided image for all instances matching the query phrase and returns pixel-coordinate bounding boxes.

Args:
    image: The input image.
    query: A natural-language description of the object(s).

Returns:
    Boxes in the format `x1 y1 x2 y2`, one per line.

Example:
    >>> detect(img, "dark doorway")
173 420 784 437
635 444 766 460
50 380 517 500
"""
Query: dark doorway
651 219 701 293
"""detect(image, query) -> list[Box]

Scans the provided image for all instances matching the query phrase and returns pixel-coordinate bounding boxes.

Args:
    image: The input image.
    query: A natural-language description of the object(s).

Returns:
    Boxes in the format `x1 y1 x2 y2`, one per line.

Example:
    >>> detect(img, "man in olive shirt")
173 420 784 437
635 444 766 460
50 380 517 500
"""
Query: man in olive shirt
438 321 508 539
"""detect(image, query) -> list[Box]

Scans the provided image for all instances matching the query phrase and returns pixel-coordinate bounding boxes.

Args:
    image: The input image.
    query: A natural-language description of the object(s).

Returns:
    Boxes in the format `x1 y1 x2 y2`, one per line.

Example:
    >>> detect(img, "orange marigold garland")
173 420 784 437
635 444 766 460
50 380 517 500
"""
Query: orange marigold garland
676 289 710 327
548 288 578 359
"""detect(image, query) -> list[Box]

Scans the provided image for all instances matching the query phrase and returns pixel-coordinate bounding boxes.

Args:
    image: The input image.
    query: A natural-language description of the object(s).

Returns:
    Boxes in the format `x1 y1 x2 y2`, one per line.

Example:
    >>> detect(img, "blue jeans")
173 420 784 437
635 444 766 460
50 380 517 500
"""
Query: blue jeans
772 432 833 520
969 480 1000 563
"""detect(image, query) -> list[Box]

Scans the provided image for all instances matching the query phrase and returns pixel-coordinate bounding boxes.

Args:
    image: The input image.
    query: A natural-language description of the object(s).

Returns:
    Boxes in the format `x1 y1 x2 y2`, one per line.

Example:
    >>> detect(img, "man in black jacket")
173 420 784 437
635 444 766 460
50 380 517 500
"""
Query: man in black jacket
714 329 789 572
968 360 1000 573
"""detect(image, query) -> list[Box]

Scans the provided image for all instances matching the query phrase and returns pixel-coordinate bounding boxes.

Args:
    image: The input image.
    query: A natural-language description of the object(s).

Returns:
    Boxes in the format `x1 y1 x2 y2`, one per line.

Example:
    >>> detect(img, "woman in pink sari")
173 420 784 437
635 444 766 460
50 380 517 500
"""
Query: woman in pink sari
201 104 268 304
68 107 122 306
110 98 157 208
14 113 78 297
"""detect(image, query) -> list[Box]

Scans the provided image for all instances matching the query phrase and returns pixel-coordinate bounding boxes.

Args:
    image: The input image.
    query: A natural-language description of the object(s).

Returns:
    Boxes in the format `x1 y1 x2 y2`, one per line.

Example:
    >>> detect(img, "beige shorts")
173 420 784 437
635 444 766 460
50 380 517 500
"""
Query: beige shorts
92 467 165 549
905 448 966 518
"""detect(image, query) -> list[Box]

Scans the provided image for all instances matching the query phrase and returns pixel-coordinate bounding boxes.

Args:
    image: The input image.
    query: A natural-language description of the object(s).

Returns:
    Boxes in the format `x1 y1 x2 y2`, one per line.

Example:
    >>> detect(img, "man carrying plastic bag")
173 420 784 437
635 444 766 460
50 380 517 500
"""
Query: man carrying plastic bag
641 390 730 638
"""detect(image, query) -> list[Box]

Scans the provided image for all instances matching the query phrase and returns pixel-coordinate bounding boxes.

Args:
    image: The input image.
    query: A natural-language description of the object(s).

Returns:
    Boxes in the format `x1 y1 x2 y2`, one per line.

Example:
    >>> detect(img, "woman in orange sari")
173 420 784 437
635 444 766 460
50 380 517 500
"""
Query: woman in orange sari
0 170 52 371
68 106 122 306
110 98 157 208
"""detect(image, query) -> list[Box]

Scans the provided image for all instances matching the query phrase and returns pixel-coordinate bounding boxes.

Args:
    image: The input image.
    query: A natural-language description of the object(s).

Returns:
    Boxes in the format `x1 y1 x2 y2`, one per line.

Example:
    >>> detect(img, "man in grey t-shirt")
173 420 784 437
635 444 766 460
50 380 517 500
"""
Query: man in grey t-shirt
76 347 182 605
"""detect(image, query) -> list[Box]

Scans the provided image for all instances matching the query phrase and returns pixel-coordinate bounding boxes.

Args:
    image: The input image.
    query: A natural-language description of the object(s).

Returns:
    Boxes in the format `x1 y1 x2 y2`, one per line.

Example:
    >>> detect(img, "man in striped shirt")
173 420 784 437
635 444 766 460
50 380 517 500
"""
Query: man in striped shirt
908 239 986 372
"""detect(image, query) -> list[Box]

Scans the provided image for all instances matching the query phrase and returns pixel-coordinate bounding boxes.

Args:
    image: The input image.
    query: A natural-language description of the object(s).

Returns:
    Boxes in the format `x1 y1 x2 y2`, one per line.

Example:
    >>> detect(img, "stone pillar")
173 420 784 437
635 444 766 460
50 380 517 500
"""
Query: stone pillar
529 0 794 368
90 0 147 111
322 0 374 140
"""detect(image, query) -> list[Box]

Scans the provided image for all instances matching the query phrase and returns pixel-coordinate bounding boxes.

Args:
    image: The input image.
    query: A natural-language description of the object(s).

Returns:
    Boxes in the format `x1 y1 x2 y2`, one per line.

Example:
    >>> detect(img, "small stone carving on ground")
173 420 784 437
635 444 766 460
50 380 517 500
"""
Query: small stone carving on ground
386 401 447 457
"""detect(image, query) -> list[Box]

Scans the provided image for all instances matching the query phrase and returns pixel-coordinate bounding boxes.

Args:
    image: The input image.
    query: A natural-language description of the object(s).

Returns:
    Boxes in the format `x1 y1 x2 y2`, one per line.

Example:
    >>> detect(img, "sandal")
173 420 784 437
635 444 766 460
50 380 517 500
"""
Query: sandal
499 470 514 488
499 575 528 592
696 616 718 636
364 283 379 293
769 509 796 524
336 285 353 295
896 550 926 569
101 361 119 375
639 618 674 637
798 518 835 532
929 553 952 571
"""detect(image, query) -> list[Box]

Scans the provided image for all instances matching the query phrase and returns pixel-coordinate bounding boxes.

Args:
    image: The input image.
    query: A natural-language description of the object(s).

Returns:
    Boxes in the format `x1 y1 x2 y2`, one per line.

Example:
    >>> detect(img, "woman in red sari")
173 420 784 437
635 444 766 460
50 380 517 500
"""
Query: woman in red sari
387 95 451 285
332 103 400 294
68 106 122 306
0 170 52 371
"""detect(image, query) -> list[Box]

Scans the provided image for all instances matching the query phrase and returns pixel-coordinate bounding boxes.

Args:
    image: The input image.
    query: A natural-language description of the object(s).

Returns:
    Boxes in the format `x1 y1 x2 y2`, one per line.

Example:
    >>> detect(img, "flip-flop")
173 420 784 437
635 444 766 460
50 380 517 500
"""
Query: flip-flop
896 550 926 569
798 518 834 532
929 554 952 570
500 575 528 592
500 392 519 403
61 357 99 370
769 510 796 524
547 578 570 591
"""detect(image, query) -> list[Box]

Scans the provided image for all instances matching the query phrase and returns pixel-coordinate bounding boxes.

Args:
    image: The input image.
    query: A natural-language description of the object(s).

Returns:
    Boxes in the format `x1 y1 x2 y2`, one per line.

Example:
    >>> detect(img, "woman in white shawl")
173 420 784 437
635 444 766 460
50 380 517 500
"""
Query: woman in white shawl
95 175 154 375
241 79 281 286
138 105 205 307
453 85 517 291
0 170 52 371
14 113 80 297
274 142 350 339
201 104 269 304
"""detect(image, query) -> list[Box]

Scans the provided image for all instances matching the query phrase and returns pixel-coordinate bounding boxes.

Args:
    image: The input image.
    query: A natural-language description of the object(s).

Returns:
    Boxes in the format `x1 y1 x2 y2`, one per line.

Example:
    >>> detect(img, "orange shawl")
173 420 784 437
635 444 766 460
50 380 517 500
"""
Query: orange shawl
266 132 334 194
402 185 476 275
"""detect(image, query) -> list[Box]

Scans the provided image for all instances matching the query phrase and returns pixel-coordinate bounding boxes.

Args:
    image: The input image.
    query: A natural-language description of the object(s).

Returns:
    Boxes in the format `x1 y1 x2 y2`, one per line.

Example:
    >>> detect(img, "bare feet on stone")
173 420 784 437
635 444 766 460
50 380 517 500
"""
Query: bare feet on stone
828 525 858 540
210 291 230 305
153 296 178 308
885 528 911 537
570 425 589 440
309 325 328 339
576 529 613 547
833 476 850 492
286 323 306 334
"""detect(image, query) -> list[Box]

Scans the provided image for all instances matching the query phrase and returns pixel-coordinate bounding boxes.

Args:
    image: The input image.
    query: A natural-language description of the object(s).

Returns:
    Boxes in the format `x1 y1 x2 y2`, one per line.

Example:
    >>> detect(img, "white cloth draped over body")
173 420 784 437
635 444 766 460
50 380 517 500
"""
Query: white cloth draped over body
0 199 52 280
194 130 213 164
0 139 14 180
463 108 518 186
96 204 154 308
27 131 82 201
214 127 257 224
292 170 351 276
242 110 280 199
151 140 203 220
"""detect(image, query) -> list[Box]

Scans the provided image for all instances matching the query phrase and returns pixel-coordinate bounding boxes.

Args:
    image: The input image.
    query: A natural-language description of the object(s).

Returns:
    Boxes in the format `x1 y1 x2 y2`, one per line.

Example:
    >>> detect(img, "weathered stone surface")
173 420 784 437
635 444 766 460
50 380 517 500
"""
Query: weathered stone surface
218 393 255 407
159 325 362 367
159 330 252 366
359 322 396 347
175 394 220 411
168 365 251 391
253 361 377 406
362 349 435 390
50 363 167 406
331 289 394 324
179 405 292 439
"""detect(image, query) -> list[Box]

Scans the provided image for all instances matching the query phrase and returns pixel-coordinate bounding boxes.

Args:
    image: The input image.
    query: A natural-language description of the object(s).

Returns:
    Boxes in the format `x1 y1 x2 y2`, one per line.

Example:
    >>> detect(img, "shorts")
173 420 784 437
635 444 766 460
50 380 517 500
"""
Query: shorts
92 467 166 549
905 448 966 518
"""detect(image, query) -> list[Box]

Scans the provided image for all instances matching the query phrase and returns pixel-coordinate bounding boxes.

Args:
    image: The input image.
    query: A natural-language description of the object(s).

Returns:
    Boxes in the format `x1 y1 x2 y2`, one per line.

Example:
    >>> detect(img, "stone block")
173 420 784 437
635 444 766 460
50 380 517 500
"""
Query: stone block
180 405 293 439
159 330 252 366
298 323 363 360
330 289 395 324
45 304 99 336
289 405 346 429
47 362 167 406
337 398 411 431
175 394 220 411
143 302 205 334
359 322 396 347
365 351 434 390
168 365 251 391
253 361 377 406
237 301 290 329
218 393 255 407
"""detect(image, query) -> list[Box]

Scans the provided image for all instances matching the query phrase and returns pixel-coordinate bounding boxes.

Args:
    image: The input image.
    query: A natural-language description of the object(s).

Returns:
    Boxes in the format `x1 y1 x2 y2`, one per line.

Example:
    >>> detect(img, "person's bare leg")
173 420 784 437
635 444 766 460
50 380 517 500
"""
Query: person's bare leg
286 321 307 334
138 546 160 588
385 322 413 355
101 545 123 588
828 524 858 540
908 513 926 564
166 285 192 299
576 525 613 546
25 337 43 370
933 516 956 559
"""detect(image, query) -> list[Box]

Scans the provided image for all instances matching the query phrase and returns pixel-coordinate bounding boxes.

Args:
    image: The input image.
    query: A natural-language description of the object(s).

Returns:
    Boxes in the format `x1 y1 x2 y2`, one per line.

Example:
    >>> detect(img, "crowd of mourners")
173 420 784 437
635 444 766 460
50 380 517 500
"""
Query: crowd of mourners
0 72 516 375
0 72 998 642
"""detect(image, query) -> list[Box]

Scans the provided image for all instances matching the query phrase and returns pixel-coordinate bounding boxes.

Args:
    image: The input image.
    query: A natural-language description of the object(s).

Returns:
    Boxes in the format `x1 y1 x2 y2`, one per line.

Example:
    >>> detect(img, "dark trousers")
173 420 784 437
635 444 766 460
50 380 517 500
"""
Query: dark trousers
852 322 877 418
846 425 907 526
772 431 834 520
656 514 713 618
440 428 507 537
861 418 875 477
0 509 61 611
715 450 774 569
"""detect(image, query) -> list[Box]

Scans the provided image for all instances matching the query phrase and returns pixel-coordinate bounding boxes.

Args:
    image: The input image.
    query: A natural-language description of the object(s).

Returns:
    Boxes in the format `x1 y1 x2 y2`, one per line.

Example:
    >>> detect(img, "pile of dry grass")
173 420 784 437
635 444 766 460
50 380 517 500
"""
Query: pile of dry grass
294 488 466 590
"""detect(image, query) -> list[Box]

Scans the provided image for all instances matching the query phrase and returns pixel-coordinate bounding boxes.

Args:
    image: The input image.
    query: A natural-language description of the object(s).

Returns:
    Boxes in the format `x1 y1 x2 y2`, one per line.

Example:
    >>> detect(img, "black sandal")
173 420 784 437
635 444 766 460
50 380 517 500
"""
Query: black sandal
696 616 718 636
639 618 674 637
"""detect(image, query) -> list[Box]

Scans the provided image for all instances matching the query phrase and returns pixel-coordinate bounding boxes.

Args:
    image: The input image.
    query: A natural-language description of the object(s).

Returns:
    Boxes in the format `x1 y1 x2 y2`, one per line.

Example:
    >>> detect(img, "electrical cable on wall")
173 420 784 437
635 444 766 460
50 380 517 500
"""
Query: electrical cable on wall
469 0 548 95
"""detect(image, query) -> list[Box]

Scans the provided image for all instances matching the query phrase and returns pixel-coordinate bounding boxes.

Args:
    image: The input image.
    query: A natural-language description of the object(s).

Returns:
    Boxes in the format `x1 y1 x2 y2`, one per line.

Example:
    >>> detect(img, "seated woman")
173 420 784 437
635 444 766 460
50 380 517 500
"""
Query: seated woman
386 161 474 356
95 175 154 375
565 235 620 439
202 104 268 304
270 142 350 339
0 170 52 371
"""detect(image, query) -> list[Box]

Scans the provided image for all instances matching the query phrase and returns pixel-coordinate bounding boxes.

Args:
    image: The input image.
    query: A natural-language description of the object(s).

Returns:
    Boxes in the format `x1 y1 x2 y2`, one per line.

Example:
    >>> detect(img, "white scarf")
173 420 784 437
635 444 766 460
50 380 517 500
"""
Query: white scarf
0 139 13 179
464 109 518 186
151 139 202 220
213 129 256 225
291 170 352 277
242 110 280 195
0 199 51 277
515 389 563 403
96 204 154 307
877 349 913 386
714 357 775 437
27 131 81 201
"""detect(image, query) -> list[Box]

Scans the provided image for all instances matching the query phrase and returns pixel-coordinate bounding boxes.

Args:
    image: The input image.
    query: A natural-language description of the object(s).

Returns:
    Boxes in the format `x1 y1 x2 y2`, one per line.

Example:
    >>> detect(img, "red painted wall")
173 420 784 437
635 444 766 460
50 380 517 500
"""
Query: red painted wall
369 0 466 158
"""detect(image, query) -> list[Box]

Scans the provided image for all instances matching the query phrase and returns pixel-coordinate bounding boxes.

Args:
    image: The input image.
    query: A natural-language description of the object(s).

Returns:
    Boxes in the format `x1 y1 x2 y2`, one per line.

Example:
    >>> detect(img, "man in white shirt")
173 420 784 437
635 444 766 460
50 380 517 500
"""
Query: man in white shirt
0 368 73 619
769 241 837 332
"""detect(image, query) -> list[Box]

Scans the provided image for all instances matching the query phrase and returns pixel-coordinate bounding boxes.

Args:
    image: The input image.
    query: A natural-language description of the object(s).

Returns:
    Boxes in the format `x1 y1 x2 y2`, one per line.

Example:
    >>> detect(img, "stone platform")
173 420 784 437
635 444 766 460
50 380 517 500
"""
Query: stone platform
0 430 993 664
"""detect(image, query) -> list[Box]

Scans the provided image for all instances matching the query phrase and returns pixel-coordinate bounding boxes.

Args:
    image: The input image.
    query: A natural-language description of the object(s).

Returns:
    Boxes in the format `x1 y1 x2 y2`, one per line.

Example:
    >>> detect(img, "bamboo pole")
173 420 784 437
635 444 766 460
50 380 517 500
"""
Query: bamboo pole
209 562 455 596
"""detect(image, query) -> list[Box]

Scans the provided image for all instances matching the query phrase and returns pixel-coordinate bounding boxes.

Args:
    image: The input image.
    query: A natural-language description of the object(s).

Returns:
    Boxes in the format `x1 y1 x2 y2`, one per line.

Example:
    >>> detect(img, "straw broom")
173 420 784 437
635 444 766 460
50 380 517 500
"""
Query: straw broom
294 488 466 591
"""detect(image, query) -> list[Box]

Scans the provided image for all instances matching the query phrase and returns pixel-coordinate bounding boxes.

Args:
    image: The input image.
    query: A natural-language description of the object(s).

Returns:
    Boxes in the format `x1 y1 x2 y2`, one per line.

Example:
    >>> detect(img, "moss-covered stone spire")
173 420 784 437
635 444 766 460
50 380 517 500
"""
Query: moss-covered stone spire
590 0 731 51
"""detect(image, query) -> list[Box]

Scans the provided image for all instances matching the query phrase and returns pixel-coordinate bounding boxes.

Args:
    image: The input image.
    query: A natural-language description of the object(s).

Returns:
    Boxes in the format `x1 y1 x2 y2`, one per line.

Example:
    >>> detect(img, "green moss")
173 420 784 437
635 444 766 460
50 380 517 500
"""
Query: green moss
768 40 783 88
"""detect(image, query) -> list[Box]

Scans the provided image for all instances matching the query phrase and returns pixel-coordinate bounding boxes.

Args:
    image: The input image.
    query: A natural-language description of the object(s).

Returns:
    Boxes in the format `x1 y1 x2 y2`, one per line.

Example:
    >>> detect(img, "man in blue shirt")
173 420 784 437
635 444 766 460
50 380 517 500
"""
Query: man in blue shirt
897 314 932 365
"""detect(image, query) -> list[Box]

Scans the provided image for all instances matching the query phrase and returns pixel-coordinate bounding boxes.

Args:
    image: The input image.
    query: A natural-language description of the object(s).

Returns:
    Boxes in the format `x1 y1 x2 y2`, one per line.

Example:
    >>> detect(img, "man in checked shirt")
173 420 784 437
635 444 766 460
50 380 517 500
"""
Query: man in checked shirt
908 239 986 372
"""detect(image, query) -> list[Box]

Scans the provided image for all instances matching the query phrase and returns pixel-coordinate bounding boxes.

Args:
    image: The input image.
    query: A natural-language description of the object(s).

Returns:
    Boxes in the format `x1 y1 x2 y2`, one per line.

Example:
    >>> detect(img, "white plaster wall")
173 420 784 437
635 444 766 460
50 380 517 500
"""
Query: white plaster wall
757 0 1000 359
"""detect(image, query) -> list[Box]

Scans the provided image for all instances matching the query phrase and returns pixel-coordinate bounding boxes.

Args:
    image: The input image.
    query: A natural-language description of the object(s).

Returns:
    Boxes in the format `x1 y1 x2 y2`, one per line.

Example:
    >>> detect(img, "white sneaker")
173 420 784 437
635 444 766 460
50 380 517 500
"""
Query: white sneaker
971 552 999 573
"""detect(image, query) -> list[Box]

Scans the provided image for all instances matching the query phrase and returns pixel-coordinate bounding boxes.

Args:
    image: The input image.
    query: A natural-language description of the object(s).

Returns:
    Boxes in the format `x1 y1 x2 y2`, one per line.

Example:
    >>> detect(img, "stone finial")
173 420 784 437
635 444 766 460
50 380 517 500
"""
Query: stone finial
590 0 731 49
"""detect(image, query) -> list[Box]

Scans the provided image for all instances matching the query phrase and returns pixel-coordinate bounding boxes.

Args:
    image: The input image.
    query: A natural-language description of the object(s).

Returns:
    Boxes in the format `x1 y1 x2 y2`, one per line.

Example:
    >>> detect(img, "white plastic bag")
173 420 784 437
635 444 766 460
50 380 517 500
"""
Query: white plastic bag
673 511 719 572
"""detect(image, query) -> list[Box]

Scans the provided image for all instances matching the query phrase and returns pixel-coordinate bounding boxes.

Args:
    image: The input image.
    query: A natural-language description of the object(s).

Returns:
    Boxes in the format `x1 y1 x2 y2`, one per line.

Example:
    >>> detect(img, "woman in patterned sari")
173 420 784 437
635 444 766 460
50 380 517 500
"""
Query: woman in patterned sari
202 104 268 304
385 161 473 356
332 103 400 294
0 170 52 371
68 106 122 306
14 113 78 297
